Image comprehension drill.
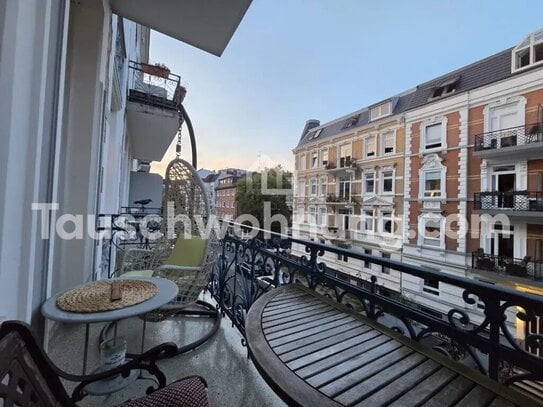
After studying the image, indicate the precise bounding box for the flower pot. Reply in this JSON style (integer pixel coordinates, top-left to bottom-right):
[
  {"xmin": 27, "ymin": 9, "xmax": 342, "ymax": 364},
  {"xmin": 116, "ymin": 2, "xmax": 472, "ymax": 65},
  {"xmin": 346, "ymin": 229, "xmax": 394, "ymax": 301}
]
[{"xmin": 141, "ymin": 63, "xmax": 170, "ymax": 79}]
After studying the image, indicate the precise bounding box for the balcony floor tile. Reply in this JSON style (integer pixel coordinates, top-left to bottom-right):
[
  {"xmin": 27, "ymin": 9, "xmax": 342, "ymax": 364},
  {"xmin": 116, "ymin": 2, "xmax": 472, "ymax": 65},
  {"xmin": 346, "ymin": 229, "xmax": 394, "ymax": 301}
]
[{"xmin": 47, "ymin": 294, "xmax": 285, "ymax": 406}]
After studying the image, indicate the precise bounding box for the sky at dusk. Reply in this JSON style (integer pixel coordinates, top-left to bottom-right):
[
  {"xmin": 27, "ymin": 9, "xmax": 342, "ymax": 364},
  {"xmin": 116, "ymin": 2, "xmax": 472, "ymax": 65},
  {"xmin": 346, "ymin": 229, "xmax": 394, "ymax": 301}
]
[{"xmin": 149, "ymin": 0, "xmax": 543, "ymax": 175}]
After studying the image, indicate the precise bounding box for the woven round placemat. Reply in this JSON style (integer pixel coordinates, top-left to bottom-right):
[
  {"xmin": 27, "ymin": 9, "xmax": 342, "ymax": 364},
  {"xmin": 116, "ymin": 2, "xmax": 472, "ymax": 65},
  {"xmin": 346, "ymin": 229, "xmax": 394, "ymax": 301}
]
[{"xmin": 57, "ymin": 280, "xmax": 158, "ymax": 313}]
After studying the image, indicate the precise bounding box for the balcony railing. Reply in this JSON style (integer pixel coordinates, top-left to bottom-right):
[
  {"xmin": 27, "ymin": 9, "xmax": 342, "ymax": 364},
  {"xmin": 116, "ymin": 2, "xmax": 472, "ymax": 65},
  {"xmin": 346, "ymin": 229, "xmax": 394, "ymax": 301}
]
[
  {"xmin": 474, "ymin": 122, "xmax": 543, "ymax": 152},
  {"xmin": 209, "ymin": 224, "xmax": 543, "ymax": 384},
  {"xmin": 326, "ymin": 193, "xmax": 358, "ymax": 204},
  {"xmin": 471, "ymin": 250, "xmax": 543, "ymax": 281},
  {"xmin": 474, "ymin": 191, "xmax": 543, "ymax": 211},
  {"xmin": 128, "ymin": 61, "xmax": 182, "ymax": 110}
]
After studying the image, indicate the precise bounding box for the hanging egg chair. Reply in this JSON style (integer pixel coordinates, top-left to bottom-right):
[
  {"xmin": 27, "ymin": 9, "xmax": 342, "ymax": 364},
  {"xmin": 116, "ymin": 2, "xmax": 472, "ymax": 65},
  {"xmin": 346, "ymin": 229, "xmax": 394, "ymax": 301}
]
[{"xmin": 112, "ymin": 104, "xmax": 220, "ymax": 354}]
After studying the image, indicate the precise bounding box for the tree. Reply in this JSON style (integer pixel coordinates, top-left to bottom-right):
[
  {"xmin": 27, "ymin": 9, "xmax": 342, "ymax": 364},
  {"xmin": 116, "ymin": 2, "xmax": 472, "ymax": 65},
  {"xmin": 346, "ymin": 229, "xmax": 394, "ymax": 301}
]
[{"xmin": 236, "ymin": 167, "xmax": 292, "ymax": 236}]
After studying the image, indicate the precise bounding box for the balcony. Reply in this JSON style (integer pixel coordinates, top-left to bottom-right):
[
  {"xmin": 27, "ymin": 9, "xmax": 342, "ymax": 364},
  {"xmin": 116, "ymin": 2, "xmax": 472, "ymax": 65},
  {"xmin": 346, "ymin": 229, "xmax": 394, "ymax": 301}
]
[
  {"xmin": 474, "ymin": 191, "xmax": 543, "ymax": 218},
  {"xmin": 126, "ymin": 61, "xmax": 182, "ymax": 161},
  {"xmin": 471, "ymin": 250, "xmax": 543, "ymax": 281},
  {"xmin": 326, "ymin": 193, "xmax": 359, "ymax": 206},
  {"xmin": 474, "ymin": 122, "xmax": 543, "ymax": 159},
  {"xmin": 325, "ymin": 157, "xmax": 357, "ymax": 174},
  {"xmin": 33, "ymin": 226, "xmax": 543, "ymax": 405}
]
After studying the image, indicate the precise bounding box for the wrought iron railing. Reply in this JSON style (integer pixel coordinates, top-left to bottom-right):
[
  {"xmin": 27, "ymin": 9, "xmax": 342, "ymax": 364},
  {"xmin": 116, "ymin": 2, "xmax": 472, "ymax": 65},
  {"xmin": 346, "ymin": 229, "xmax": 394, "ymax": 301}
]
[
  {"xmin": 474, "ymin": 191, "xmax": 543, "ymax": 211},
  {"xmin": 474, "ymin": 122, "xmax": 543, "ymax": 152},
  {"xmin": 471, "ymin": 250, "xmax": 543, "ymax": 281},
  {"xmin": 209, "ymin": 224, "xmax": 543, "ymax": 385},
  {"xmin": 128, "ymin": 61, "xmax": 182, "ymax": 110}
]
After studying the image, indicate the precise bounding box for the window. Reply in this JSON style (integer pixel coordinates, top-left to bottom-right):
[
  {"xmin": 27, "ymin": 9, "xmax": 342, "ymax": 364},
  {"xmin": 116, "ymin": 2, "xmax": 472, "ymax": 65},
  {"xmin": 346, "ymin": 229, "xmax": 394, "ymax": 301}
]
[
  {"xmin": 338, "ymin": 176, "xmax": 351, "ymax": 199},
  {"xmin": 431, "ymin": 76, "xmax": 459, "ymax": 99},
  {"xmin": 370, "ymin": 102, "xmax": 391, "ymax": 121},
  {"xmin": 363, "ymin": 210, "xmax": 374, "ymax": 232},
  {"xmin": 423, "ymin": 123, "xmax": 443, "ymax": 150},
  {"xmin": 298, "ymin": 180, "xmax": 305, "ymax": 197},
  {"xmin": 320, "ymin": 149, "xmax": 328, "ymax": 167},
  {"xmin": 421, "ymin": 218, "xmax": 442, "ymax": 247},
  {"xmin": 319, "ymin": 177, "xmax": 327, "ymax": 196},
  {"xmin": 343, "ymin": 115, "xmax": 359, "ymax": 129},
  {"xmin": 364, "ymin": 172, "xmax": 375, "ymax": 195},
  {"xmin": 380, "ymin": 211, "xmax": 393, "ymax": 234},
  {"xmin": 381, "ymin": 253, "xmax": 390, "ymax": 274},
  {"xmin": 423, "ymin": 170, "xmax": 442, "ymax": 197},
  {"xmin": 422, "ymin": 278, "xmax": 440, "ymax": 296},
  {"xmin": 512, "ymin": 29, "xmax": 543, "ymax": 71},
  {"xmin": 381, "ymin": 170, "xmax": 393, "ymax": 194},
  {"xmin": 363, "ymin": 249, "xmax": 372, "ymax": 269},
  {"xmin": 381, "ymin": 132, "xmax": 395, "ymax": 155},
  {"xmin": 309, "ymin": 206, "xmax": 317, "ymax": 225},
  {"xmin": 311, "ymin": 152, "xmax": 318, "ymax": 168},
  {"xmin": 365, "ymin": 136, "xmax": 376, "ymax": 158},
  {"xmin": 339, "ymin": 144, "xmax": 352, "ymax": 167},
  {"xmin": 299, "ymin": 154, "xmax": 306, "ymax": 170},
  {"xmin": 317, "ymin": 207, "xmax": 327, "ymax": 226},
  {"xmin": 310, "ymin": 178, "xmax": 317, "ymax": 196}
]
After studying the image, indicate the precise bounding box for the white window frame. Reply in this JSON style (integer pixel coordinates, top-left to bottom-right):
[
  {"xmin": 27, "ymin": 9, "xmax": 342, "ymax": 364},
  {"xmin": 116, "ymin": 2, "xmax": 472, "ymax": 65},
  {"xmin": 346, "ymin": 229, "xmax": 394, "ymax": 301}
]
[
  {"xmin": 337, "ymin": 176, "xmax": 351, "ymax": 200},
  {"xmin": 420, "ymin": 117, "xmax": 447, "ymax": 153},
  {"xmin": 380, "ymin": 168, "xmax": 394, "ymax": 195},
  {"xmin": 418, "ymin": 214, "xmax": 445, "ymax": 249},
  {"xmin": 364, "ymin": 136, "xmax": 376, "ymax": 158},
  {"xmin": 421, "ymin": 169, "xmax": 443, "ymax": 198},
  {"xmin": 309, "ymin": 178, "xmax": 317, "ymax": 196},
  {"xmin": 380, "ymin": 131, "xmax": 396, "ymax": 155},
  {"xmin": 298, "ymin": 180, "xmax": 306, "ymax": 197},
  {"xmin": 299, "ymin": 154, "xmax": 307, "ymax": 171},
  {"xmin": 511, "ymin": 29, "xmax": 543, "ymax": 72},
  {"xmin": 363, "ymin": 171, "xmax": 375, "ymax": 196},
  {"xmin": 370, "ymin": 101, "xmax": 391, "ymax": 121},
  {"xmin": 311, "ymin": 151, "xmax": 318, "ymax": 169},
  {"xmin": 317, "ymin": 206, "xmax": 327, "ymax": 226},
  {"xmin": 308, "ymin": 206, "xmax": 317, "ymax": 225},
  {"xmin": 362, "ymin": 210, "xmax": 374, "ymax": 232},
  {"xmin": 339, "ymin": 143, "xmax": 352, "ymax": 167},
  {"xmin": 320, "ymin": 148, "xmax": 329, "ymax": 167},
  {"xmin": 319, "ymin": 176, "xmax": 327, "ymax": 197},
  {"xmin": 378, "ymin": 210, "xmax": 394, "ymax": 235},
  {"xmin": 418, "ymin": 154, "xmax": 446, "ymax": 200}
]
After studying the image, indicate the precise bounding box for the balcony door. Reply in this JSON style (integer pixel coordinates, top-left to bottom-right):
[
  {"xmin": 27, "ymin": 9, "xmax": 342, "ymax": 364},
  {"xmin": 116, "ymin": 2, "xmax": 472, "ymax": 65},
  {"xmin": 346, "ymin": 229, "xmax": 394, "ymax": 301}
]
[
  {"xmin": 490, "ymin": 165, "xmax": 516, "ymax": 208},
  {"xmin": 338, "ymin": 209, "xmax": 351, "ymax": 231},
  {"xmin": 490, "ymin": 224, "xmax": 514, "ymax": 259},
  {"xmin": 489, "ymin": 104, "xmax": 520, "ymax": 148}
]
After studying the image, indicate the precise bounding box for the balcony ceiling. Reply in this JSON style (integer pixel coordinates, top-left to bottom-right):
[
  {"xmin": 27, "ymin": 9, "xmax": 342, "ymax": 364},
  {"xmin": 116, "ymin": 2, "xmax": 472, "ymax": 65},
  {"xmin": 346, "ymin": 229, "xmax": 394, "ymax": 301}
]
[{"xmin": 110, "ymin": 0, "xmax": 252, "ymax": 56}]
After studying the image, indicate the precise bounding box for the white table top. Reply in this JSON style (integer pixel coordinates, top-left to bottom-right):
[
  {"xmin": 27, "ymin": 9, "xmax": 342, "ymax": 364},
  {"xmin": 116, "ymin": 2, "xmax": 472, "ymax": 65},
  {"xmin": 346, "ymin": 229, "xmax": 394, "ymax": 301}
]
[{"xmin": 41, "ymin": 277, "xmax": 178, "ymax": 324}]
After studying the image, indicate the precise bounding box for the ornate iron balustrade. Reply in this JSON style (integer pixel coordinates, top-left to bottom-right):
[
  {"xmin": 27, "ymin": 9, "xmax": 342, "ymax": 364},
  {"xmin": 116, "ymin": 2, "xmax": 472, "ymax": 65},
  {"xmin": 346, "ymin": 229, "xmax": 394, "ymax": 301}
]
[
  {"xmin": 128, "ymin": 61, "xmax": 182, "ymax": 110},
  {"xmin": 471, "ymin": 250, "xmax": 543, "ymax": 281},
  {"xmin": 209, "ymin": 225, "xmax": 543, "ymax": 385},
  {"xmin": 474, "ymin": 191, "xmax": 543, "ymax": 211},
  {"xmin": 474, "ymin": 122, "xmax": 543, "ymax": 152}
]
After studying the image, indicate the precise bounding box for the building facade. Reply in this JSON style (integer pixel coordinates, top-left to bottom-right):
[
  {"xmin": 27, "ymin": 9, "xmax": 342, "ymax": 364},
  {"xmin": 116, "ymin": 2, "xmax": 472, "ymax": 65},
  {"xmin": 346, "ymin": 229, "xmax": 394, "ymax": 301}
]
[
  {"xmin": 292, "ymin": 29, "xmax": 543, "ymax": 329},
  {"xmin": 215, "ymin": 172, "xmax": 243, "ymax": 219}
]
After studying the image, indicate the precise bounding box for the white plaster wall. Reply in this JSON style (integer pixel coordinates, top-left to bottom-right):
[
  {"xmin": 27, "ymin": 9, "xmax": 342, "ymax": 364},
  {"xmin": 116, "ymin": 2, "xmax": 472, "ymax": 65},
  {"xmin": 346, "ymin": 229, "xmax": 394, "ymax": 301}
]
[{"xmin": 0, "ymin": 0, "xmax": 67, "ymax": 324}]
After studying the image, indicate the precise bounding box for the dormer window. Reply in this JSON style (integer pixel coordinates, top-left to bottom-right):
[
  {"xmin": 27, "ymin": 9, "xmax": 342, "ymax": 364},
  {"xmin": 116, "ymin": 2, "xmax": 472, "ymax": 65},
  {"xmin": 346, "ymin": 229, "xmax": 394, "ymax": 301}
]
[
  {"xmin": 512, "ymin": 29, "xmax": 543, "ymax": 72},
  {"xmin": 430, "ymin": 76, "xmax": 459, "ymax": 99},
  {"xmin": 370, "ymin": 102, "xmax": 391, "ymax": 121},
  {"xmin": 342, "ymin": 115, "xmax": 359, "ymax": 129}
]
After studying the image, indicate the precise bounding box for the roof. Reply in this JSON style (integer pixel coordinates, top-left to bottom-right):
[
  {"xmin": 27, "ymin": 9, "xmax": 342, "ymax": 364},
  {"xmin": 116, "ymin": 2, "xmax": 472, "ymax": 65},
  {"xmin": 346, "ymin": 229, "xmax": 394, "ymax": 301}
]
[{"xmin": 295, "ymin": 46, "xmax": 534, "ymax": 148}]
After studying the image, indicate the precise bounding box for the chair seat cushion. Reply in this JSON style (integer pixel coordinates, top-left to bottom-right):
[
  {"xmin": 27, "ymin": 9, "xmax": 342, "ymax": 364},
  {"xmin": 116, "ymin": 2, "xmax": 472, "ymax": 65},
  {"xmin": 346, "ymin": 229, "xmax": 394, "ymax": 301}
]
[
  {"xmin": 119, "ymin": 375, "xmax": 209, "ymax": 407},
  {"xmin": 165, "ymin": 235, "xmax": 206, "ymax": 267},
  {"xmin": 120, "ymin": 270, "xmax": 155, "ymax": 278}
]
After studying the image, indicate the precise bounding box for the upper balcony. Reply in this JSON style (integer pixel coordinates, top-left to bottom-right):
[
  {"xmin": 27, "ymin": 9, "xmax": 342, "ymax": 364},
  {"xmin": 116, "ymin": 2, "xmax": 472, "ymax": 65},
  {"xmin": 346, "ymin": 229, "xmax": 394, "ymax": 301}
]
[
  {"xmin": 474, "ymin": 191, "xmax": 543, "ymax": 218},
  {"xmin": 126, "ymin": 61, "xmax": 183, "ymax": 162},
  {"xmin": 471, "ymin": 250, "xmax": 543, "ymax": 282},
  {"xmin": 326, "ymin": 193, "xmax": 360, "ymax": 206},
  {"xmin": 325, "ymin": 156, "xmax": 358, "ymax": 175},
  {"xmin": 474, "ymin": 122, "xmax": 543, "ymax": 159}
]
